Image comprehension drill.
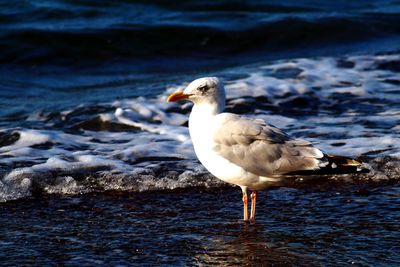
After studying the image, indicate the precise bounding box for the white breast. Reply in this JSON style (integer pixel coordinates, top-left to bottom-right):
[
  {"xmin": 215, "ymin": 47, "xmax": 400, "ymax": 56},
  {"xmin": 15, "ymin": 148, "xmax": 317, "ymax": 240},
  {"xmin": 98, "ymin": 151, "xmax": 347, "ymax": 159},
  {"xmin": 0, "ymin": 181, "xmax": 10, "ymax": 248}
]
[{"xmin": 188, "ymin": 105, "xmax": 260, "ymax": 187}]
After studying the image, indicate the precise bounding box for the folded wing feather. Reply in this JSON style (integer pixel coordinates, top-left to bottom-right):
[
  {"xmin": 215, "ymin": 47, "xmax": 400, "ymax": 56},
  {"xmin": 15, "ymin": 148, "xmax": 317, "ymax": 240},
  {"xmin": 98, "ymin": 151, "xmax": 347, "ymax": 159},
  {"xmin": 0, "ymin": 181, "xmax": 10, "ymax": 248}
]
[{"xmin": 213, "ymin": 113, "xmax": 325, "ymax": 176}]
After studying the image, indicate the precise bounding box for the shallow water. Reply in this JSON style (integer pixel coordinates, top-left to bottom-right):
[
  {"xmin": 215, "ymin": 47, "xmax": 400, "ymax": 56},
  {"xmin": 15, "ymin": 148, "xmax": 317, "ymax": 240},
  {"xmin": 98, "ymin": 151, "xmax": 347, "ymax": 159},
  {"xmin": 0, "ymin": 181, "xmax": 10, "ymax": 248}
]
[{"xmin": 1, "ymin": 185, "xmax": 399, "ymax": 266}]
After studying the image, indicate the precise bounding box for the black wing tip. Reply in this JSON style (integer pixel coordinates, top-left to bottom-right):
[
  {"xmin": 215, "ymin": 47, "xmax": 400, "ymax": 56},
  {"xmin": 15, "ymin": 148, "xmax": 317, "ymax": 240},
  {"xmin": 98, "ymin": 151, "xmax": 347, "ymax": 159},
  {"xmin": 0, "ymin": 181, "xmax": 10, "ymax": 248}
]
[
  {"xmin": 286, "ymin": 154, "xmax": 370, "ymax": 176},
  {"xmin": 321, "ymin": 154, "xmax": 370, "ymax": 174},
  {"xmin": 325, "ymin": 154, "xmax": 363, "ymax": 167}
]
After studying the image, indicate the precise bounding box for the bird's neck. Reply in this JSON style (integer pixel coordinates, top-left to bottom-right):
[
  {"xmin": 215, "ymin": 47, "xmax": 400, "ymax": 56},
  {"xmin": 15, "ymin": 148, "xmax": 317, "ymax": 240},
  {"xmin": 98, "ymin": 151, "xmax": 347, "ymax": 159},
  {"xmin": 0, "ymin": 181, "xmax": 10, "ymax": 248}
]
[
  {"xmin": 191, "ymin": 102, "xmax": 222, "ymax": 118},
  {"xmin": 188, "ymin": 103, "xmax": 221, "ymax": 163},
  {"xmin": 189, "ymin": 102, "xmax": 221, "ymax": 142}
]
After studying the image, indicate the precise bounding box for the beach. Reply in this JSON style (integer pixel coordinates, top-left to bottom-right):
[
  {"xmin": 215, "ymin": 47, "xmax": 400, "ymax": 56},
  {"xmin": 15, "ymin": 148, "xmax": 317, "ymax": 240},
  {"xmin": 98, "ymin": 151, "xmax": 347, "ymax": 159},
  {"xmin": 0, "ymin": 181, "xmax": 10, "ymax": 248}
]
[{"xmin": 0, "ymin": 0, "xmax": 400, "ymax": 265}]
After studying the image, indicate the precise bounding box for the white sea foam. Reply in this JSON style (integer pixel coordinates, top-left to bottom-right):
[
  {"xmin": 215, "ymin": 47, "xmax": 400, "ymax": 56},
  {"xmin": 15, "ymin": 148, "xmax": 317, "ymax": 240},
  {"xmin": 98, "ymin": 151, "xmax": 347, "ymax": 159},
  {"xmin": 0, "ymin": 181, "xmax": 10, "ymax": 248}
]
[
  {"xmin": 0, "ymin": 130, "xmax": 50, "ymax": 154},
  {"xmin": 1, "ymin": 53, "xmax": 399, "ymax": 201}
]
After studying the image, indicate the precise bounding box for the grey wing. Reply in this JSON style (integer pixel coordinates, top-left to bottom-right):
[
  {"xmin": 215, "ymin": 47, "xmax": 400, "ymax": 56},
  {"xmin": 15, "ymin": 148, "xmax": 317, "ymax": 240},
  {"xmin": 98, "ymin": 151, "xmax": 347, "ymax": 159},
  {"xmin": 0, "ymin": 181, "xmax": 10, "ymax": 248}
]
[{"xmin": 213, "ymin": 113, "xmax": 325, "ymax": 176}]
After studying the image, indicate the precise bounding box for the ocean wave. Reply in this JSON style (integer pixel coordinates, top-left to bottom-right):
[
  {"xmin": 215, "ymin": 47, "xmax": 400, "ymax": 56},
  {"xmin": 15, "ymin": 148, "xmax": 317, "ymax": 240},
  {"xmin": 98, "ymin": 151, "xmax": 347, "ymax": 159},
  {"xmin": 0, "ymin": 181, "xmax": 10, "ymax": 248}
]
[
  {"xmin": 1, "ymin": 53, "xmax": 399, "ymax": 201},
  {"xmin": 1, "ymin": 154, "xmax": 399, "ymax": 203},
  {"xmin": 1, "ymin": 13, "xmax": 400, "ymax": 66}
]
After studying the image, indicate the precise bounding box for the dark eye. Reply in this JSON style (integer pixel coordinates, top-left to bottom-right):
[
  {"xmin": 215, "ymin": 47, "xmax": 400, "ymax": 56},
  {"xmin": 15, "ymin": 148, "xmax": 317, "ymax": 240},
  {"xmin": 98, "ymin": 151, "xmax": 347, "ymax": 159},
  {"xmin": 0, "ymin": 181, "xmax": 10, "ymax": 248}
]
[{"xmin": 198, "ymin": 85, "xmax": 209, "ymax": 93}]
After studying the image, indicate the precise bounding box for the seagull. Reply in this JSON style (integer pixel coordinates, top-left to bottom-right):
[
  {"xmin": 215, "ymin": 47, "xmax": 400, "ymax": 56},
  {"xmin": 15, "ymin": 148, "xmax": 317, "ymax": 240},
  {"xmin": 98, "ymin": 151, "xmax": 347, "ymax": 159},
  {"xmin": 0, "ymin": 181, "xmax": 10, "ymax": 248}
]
[{"xmin": 167, "ymin": 77, "xmax": 365, "ymax": 222}]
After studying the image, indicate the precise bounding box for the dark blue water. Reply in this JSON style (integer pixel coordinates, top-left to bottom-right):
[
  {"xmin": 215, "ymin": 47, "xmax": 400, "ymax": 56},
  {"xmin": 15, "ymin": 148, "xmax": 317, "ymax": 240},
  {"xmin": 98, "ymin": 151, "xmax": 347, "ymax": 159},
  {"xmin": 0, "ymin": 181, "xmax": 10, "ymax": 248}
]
[
  {"xmin": 1, "ymin": 1, "xmax": 400, "ymax": 265},
  {"xmin": 1, "ymin": 0, "xmax": 400, "ymax": 121},
  {"xmin": 1, "ymin": 185, "xmax": 399, "ymax": 265}
]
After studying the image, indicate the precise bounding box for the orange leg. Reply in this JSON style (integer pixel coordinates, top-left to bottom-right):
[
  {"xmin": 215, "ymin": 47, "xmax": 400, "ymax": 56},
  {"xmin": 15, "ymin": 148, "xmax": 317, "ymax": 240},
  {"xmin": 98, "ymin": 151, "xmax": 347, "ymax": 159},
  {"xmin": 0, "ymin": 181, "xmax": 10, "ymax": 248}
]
[
  {"xmin": 250, "ymin": 191, "xmax": 257, "ymax": 222},
  {"xmin": 242, "ymin": 190, "xmax": 249, "ymax": 221}
]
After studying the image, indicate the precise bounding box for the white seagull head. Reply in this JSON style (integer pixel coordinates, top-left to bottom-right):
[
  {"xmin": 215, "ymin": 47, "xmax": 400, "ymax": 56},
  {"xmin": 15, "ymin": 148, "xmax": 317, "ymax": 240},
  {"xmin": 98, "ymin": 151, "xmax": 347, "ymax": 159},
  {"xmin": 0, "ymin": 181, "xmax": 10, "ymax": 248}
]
[{"xmin": 168, "ymin": 77, "xmax": 226, "ymax": 112}]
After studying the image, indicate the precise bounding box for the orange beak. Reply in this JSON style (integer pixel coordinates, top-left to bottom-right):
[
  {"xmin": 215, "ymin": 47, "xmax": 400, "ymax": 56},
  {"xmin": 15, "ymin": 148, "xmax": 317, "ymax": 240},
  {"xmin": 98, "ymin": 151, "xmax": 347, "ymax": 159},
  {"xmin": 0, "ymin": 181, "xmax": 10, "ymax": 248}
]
[{"xmin": 167, "ymin": 91, "xmax": 192, "ymax": 102}]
